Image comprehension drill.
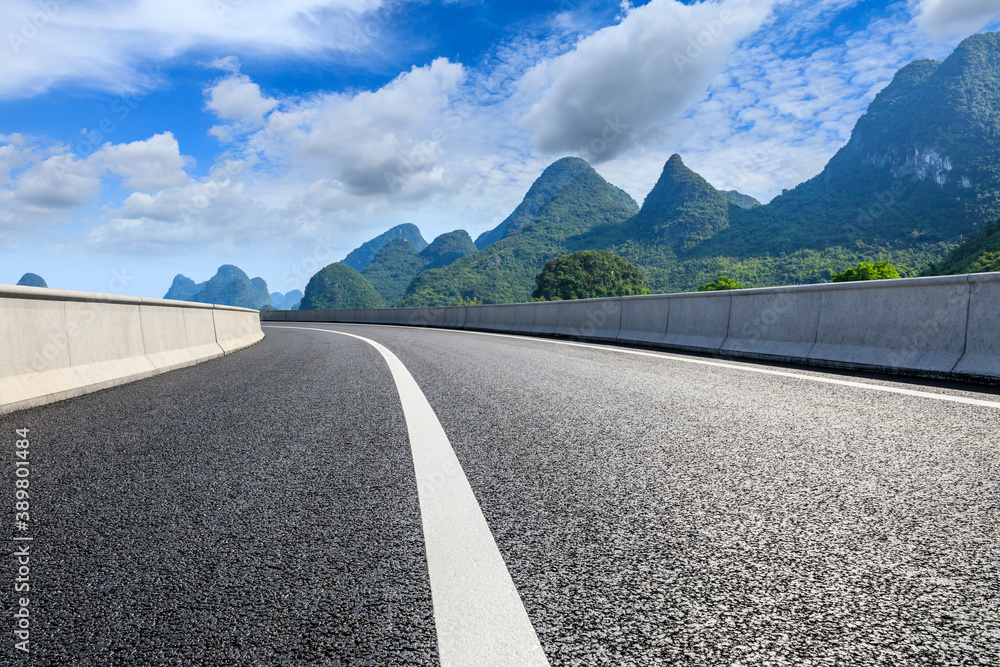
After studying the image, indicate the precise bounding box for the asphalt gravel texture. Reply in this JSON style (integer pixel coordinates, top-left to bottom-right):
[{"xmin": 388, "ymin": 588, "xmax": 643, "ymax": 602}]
[{"xmin": 3, "ymin": 322, "xmax": 999, "ymax": 665}]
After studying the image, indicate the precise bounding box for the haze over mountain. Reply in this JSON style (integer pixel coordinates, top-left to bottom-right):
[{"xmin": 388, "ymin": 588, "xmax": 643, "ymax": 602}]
[
  {"xmin": 164, "ymin": 265, "xmax": 272, "ymax": 310},
  {"xmin": 270, "ymin": 290, "xmax": 303, "ymax": 311}
]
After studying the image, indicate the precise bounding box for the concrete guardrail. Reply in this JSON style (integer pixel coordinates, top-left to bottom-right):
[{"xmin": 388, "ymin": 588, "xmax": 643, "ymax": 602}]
[
  {"xmin": 261, "ymin": 272, "xmax": 1000, "ymax": 383},
  {"xmin": 1, "ymin": 286, "xmax": 264, "ymax": 414}
]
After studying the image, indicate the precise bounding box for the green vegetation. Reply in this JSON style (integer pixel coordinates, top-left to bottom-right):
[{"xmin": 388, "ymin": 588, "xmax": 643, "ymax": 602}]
[
  {"xmin": 16, "ymin": 273, "xmax": 47, "ymax": 288},
  {"xmin": 721, "ymin": 190, "xmax": 761, "ymax": 209},
  {"xmin": 698, "ymin": 276, "xmax": 745, "ymax": 291},
  {"xmin": 165, "ymin": 265, "xmax": 272, "ymax": 309},
  {"xmin": 361, "ymin": 230, "xmax": 477, "ymax": 304},
  {"xmin": 342, "ymin": 223, "xmax": 428, "ymax": 271},
  {"xmin": 925, "ymin": 219, "xmax": 1000, "ymax": 274},
  {"xmin": 399, "ymin": 159, "xmax": 638, "ymax": 306},
  {"xmin": 300, "ymin": 263, "xmax": 386, "ymax": 310},
  {"xmin": 360, "ymin": 239, "xmax": 426, "ymax": 305},
  {"xmin": 832, "ymin": 261, "xmax": 902, "ymax": 282},
  {"xmin": 532, "ymin": 250, "xmax": 650, "ymax": 300},
  {"xmin": 350, "ymin": 33, "xmax": 1000, "ymax": 304}
]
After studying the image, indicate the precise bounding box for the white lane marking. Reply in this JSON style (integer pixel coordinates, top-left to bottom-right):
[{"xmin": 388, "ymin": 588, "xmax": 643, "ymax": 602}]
[
  {"xmin": 266, "ymin": 325, "xmax": 549, "ymax": 667},
  {"xmin": 264, "ymin": 323, "xmax": 1000, "ymax": 411}
]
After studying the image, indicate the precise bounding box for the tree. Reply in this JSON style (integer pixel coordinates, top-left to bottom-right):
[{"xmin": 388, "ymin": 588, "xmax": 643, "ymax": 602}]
[
  {"xmin": 697, "ymin": 276, "xmax": 745, "ymax": 291},
  {"xmin": 532, "ymin": 250, "xmax": 650, "ymax": 301},
  {"xmin": 831, "ymin": 261, "xmax": 901, "ymax": 283},
  {"xmin": 300, "ymin": 263, "xmax": 386, "ymax": 310}
]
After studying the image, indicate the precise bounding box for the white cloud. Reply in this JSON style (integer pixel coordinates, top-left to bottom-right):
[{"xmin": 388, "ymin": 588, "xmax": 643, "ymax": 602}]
[
  {"xmin": 206, "ymin": 74, "xmax": 279, "ymax": 124},
  {"xmin": 0, "ymin": 0, "xmax": 386, "ymax": 98},
  {"xmin": 96, "ymin": 132, "xmax": 190, "ymax": 192},
  {"xmin": 14, "ymin": 155, "xmax": 101, "ymax": 209},
  {"xmin": 914, "ymin": 0, "xmax": 1000, "ymax": 41},
  {"xmin": 236, "ymin": 57, "xmax": 468, "ymax": 197},
  {"xmin": 0, "ymin": 134, "xmax": 33, "ymax": 185},
  {"xmin": 522, "ymin": 0, "xmax": 776, "ymax": 161}
]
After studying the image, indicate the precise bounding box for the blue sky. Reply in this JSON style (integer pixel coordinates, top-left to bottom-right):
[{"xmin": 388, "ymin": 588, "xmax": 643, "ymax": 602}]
[{"xmin": 2, "ymin": 0, "xmax": 1000, "ymax": 298}]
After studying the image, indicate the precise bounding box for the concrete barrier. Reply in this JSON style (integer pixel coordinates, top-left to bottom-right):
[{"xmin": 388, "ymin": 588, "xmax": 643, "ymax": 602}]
[
  {"xmin": 722, "ymin": 286, "xmax": 822, "ymax": 361},
  {"xmin": 140, "ymin": 299, "xmax": 223, "ymax": 371},
  {"xmin": 949, "ymin": 273, "xmax": 1000, "ymax": 378},
  {"xmin": 268, "ymin": 272, "xmax": 1000, "ymax": 383},
  {"xmin": 464, "ymin": 304, "xmax": 488, "ymax": 330},
  {"xmin": 529, "ymin": 301, "xmax": 561, "ymax": 335},
  {"xmin": 555, "ymin": 297, "xmax": 622, "ymax": 341},
  {"xmin": 808, "ymin": 276, "xmax": 970, "ymax": 375},
  {"xmin": 619, "ymin": 295, "xmax": 670, "ymax": 345},
  {"xmin": 469, "ymin": 304, "xmax": 534, "ymax": 334},
  {"xmin": 1, "ymin": 285, "xmax": 264, "ymax": 415},
  {"xmin": 660, "ymin": 291, "xmax": 731, "ymax": 353}
]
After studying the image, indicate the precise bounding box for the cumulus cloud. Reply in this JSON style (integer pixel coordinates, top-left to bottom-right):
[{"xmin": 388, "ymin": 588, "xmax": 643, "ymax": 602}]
[
  {"xmin": 914, "ymin": 0, "xmax": 1000, "ymax": 41},
  {"xmin": 14, "ymin": 155, "xmax": 102, "ymax": 209},
  {"xmin": 204, "ymin": 55, "xmax": 280, "ymax": 131},
  {"xmin": 237, "ymin": 58, "xmax": 467, "ymax": 197},
  {"xmin": 0, "ymin": 0, "xmax": 386, "ymax": 97},
  {"xmin": 522, "ymin": 0, "xmax": 775, "ymax": 161},
  {"xmin": 96, "ymin": 133, "xmax": 190, "ymax": 192}
]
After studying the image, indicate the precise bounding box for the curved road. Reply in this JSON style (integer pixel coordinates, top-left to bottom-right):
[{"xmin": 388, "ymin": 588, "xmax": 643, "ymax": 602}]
[{"xmin": 3, "ymin": 323, "xmax": 999, "ymax": 665}]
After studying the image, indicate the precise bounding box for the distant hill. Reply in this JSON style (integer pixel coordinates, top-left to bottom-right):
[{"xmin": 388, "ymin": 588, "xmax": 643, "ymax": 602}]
[
  {"xmin": 164, "ymin": 275, "xmax": 204, "ymax": 301},
  {"xmin": 270, "ymin": 290, "xmax": 303, "ymax": 310},
  {"xmin": 342, "ymin": 223, "xmax": 428, "ymax": 271},
  {"xmin": 300, "ymin": 263, "xmax": 386, "ymax": 310},
  {"xmin": 395, "ymin": 32, "xmax": 1000, "ymax": 302},
  {"xmin": 721, "ymin": 191, "xmax": 761, "ymax": 209},
  {"xmin": 163, "ymin": 265, "xmax": 272, "ymax": 309},
  {"xmin": 473, "ymin": 158, "xmax": 599, "ymax": 249},
  {"xmin": 361, "ymin": 230, "xmax": 477, "ymax": 304},
  {"xmin": 399, "ymin": 158, "xmax": 639, "ymax": 305},
  {"xmin": 928, "ymin": 219, "xmax": 1000, "ymax": 274},
  {"xmin": 16, "ymin": 273, "xmax": 47, "ymax": 288}
]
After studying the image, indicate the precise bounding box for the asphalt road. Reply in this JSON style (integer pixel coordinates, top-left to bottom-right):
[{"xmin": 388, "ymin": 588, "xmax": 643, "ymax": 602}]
[{"xmin": 3, "ymin": 323, "xmax": 999, "ymax": 665}]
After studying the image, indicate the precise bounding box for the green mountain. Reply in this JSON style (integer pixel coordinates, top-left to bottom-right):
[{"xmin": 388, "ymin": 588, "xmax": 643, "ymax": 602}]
[
  {"xmin": 473, "ymin": 157, "xmax": 613, "ymax": 249},
  {"xmin": 399, "ymin": 158, "xmax": 639, "ymax": 306},
  {"xmin": 336, "ymin": 32, "xmax": 1000, "ymax": 306},
  {"xmin": 342, "ymin": 223, "xmax": 428, "ymax": 271},
  {"xmin": 163, "ymin": 265, "xmax": 272, "ymax": 309},
  {"xmin": 574, "ymin": 32, "xmax": 1000, "ymax": 293},
  {"xmin": 300, "ymin": 263, "xmax": 386, "ymax": 310},
  {"xmin": 361, "ymin": 230, "xmax": 477, "ymax": 305},
  {"xmin": 721, "ymin": 191, "xmax": 761, "ymax": 209},
  {"xmin": 16, "ymin": 273, "xmax": 47, "ymax": 288},
  {"xmin": 928, "ymin": 219, "xmax": 1000, "ymax": 274},
  {"xmin": 164, "ymin": 275, "xmax": 205, "ymax": 301},
  {"xmin": 360, "ymin": 239, "xmax": 426, "ymax": 305}
]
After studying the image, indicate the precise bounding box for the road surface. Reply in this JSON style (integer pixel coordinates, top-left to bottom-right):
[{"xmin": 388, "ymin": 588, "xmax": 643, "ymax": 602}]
[{"xmin": 3, "ymin": 323, "xmax": 998, "ymax": 665}]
